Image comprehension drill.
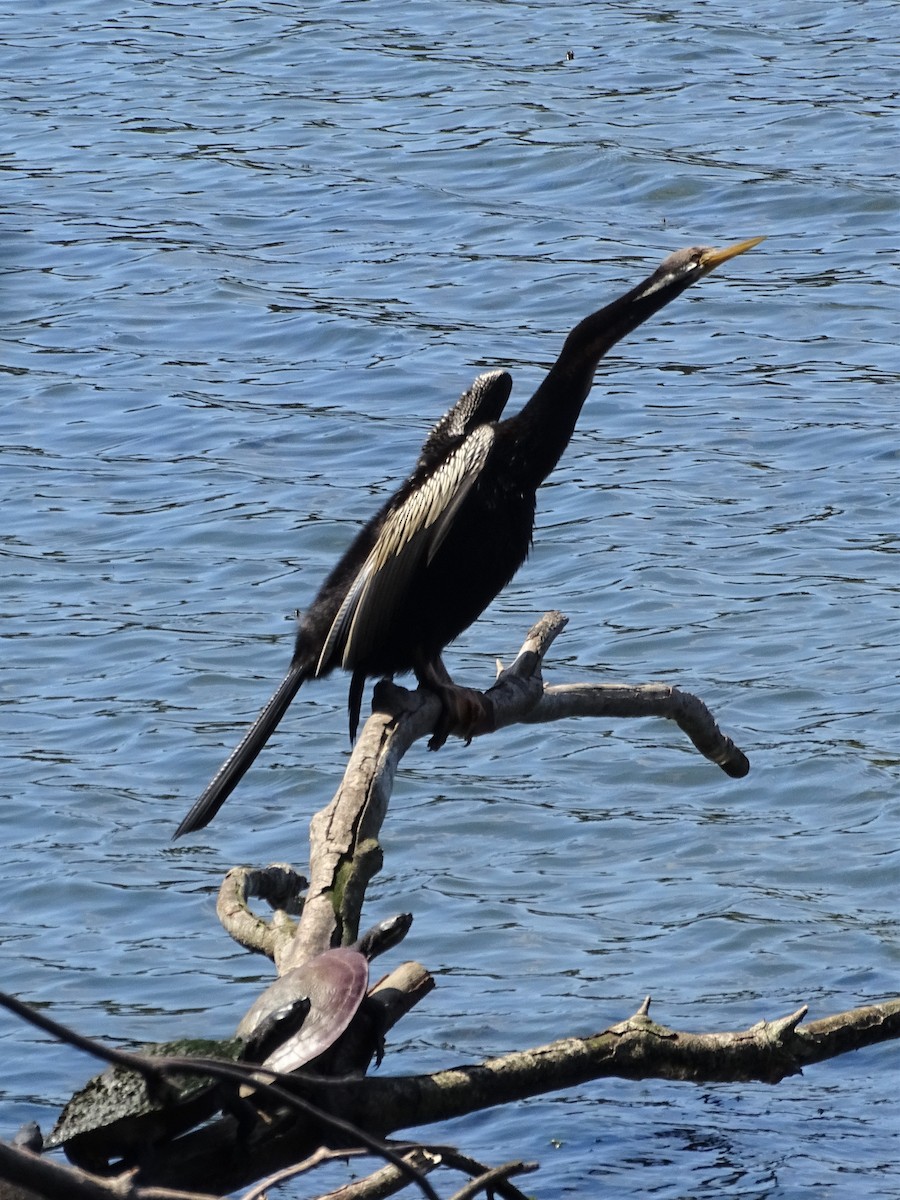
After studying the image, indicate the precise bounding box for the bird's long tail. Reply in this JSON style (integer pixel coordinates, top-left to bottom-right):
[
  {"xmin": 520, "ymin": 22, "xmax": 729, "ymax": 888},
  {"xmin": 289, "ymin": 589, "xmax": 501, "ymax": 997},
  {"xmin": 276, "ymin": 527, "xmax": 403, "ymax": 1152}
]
[{"xmin": 174, "ymin": 664, "xmax": 307, "ymax": 838}]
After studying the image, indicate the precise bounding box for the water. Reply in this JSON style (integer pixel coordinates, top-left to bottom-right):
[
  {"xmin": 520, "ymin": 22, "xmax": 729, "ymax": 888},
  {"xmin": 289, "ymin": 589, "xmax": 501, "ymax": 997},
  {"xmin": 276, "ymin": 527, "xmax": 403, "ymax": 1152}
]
[{"xmin": 2, "ymin": 1, "xmax": 898, "ymax": 1196}]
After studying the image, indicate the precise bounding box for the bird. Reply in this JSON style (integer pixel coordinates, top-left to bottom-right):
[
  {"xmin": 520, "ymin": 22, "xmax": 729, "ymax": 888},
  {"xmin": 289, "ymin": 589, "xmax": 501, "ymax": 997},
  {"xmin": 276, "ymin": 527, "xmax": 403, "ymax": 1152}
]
[
  {"xmin": 175, "ymin": 368, "xmax": 513, "ymax": 838},
  {"xmin": 175, "ymin": 237, "xmax": 762, "ymax": 838}
]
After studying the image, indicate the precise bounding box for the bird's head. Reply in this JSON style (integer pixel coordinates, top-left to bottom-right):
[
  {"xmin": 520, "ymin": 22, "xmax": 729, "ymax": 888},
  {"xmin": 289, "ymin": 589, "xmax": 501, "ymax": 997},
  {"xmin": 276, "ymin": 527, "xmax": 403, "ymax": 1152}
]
[{"xmin": 638, "ymin": 236, "xmax": 765, "ymax": 299}]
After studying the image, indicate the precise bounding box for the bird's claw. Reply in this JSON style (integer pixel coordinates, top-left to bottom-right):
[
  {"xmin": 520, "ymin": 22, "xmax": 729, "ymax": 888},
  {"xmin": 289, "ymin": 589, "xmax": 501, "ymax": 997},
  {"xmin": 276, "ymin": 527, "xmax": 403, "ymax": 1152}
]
[{"xmin": 427, "ymin": 684, "xmax": 492, "ymax": 751}]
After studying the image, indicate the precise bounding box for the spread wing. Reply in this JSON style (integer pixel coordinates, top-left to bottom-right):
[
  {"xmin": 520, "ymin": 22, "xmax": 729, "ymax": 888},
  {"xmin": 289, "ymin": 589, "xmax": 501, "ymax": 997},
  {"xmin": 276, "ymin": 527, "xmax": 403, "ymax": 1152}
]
[{"xmin": 317, "ymin": 424, "xmax": 496, "ymax": 675}]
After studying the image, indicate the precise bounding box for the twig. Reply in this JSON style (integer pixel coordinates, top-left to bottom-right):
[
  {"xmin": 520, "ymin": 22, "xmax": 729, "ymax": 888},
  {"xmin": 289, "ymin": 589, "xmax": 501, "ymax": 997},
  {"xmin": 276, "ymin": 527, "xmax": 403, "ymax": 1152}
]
[
  {"xmin": 314, "ymin": 1148, "xmax": 441, "ymax": 1200},
  {"xmin": 239, "ymin": 1146, "xmax": 361, "ymax": 1200},
  {"xmin": 427, "ymin": 1147, "xmax": 537, "ymax": 1200},
  {"xmin": 446, "ymin": 1160, "xmax": 538, "ymax": 1200}
]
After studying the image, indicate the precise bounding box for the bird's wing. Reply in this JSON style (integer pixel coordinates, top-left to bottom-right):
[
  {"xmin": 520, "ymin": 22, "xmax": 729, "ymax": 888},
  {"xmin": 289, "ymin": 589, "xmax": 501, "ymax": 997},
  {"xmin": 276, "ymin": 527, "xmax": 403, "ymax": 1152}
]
[
  {"xmin": 417, "ymin": 369, "xmax": 512, "ymax": 467},
  {"xmin": 317, "ymin": 424, "xmax": 496, "ymax": 674}
]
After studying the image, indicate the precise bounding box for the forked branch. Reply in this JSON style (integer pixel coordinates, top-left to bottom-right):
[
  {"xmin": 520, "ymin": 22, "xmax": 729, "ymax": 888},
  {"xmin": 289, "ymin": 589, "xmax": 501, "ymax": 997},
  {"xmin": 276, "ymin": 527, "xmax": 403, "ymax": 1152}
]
[
  {"xmin": 217, "ymin": 611, "xmax": 748, "ymax": 970},
  {"xmin": 7, "ymin": 616, "xmax": 892, "ymax": 1200}
]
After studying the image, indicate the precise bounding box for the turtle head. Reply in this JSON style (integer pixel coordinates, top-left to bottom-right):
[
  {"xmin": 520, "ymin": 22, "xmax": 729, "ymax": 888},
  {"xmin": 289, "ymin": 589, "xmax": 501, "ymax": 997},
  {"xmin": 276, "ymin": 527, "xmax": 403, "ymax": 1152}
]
[{"xmin": 356, "ymin": 912, "xmax": 413, "ymax": 960}]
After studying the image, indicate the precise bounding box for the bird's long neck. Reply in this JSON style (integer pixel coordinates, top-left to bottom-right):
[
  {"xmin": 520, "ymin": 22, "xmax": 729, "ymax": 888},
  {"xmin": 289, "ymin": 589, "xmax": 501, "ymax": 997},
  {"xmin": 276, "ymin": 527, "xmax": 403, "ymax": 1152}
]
[{"xmin": 501, "ymin": 268, "xmax": 697, "ymax": 491}]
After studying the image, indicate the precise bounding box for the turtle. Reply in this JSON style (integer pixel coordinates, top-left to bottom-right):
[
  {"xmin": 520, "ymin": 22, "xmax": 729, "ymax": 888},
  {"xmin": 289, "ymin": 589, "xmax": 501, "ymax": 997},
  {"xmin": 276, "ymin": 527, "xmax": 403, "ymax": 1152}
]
[
  {"xmin": 237, "ymin": 911, "xmax": 413, "ymax": 1085},
  {"xmin": 43, "ymin": 1036, "xmax": 249, "ymax": 1172},
  {"xmin": 42, "ymin": 914, "xmax": 410, "ymax": 1171}
]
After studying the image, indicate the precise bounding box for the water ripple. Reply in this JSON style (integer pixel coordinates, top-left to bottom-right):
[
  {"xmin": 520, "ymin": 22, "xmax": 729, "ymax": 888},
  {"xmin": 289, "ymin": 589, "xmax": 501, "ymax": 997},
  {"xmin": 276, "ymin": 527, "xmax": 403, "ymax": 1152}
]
[{"xmin": 2, "ymin": 2, "xmax": 899, "ymax": 1195}]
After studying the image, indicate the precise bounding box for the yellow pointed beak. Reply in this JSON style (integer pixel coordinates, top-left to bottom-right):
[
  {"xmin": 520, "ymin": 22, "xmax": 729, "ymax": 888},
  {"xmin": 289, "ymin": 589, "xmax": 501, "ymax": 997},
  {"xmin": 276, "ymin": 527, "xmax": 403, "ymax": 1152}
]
[{"xmin": 699, "ymin": 236, "xmax": 765, "ymax": 271}]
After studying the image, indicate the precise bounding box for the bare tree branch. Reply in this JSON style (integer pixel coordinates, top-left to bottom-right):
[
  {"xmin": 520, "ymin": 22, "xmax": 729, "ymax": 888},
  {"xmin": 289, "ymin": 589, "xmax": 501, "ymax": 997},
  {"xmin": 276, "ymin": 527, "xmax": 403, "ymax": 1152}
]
[
  {"xmin": 85, "ymin": 994, "xmax": 896, "ymax": 1197},
  {"xmin": 10, "ymin": 616, "xmax": 895, "ymax": 1200},
  {"xmin": 445, "ymin": 1160, "xmax": 538, "ymax": 1200},
  {"xmin": 239, "ymin": 1146, "xmax": 366, "ymax": 1200},
  {"xmin": 274, "ymin": 995, "xmax": 900, "ymax": 1139},
  {"xmin": 523, "ymin": 681, "xmax": 749, "ymax": 776},
  {"xmin": 313, "ymin": 1148, "xmax": 441, "ymax": 1200},
  {"xmin": 218, "ymin": 612, "xmax": 748, "ymax": 978},
  {"xmin": 215, "ymin": 865, "xmax": 306, "ymax": 961},
  {"xmin": 422, "ymin": 1148, "xmax": 536, "ymax": 1200},
  {"xmin": 0, "ymin": 1141, "xmax": 119, "ymax": 1200}
]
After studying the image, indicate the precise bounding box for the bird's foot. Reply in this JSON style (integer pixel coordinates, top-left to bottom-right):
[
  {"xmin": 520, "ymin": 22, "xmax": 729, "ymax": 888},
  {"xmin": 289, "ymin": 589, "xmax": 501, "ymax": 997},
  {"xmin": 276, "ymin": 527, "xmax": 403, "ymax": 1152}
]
[{"xmin": 427, "ymin": 683, "xmax": 493, "ymax": 751}]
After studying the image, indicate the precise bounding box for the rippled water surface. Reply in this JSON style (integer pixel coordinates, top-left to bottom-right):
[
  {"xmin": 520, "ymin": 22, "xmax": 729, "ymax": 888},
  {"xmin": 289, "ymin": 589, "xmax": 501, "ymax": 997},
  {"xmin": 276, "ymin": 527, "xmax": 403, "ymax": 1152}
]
[{"xmin": 2, "ymin": 1, "xmax": 899, "ymax": 1196}]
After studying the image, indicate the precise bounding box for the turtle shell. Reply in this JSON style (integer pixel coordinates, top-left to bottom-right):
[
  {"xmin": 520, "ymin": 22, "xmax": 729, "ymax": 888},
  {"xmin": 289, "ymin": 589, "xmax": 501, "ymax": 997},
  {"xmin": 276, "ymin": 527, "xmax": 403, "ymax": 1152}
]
[
  {"xmin": 45, "ymin": 1036, "xmax": 244, "ymax": 1172},
  {"xmin": 237, "ymin": 946, "xmax": 369, "ymax": 1076}
]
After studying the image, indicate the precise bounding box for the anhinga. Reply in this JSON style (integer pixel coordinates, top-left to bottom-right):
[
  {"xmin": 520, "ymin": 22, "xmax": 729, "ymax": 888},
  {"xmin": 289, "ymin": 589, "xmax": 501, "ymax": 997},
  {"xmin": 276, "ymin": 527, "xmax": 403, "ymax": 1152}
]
[{"xmin": 175, "ymin": 237, "xmax": 762, "ymax": 838}]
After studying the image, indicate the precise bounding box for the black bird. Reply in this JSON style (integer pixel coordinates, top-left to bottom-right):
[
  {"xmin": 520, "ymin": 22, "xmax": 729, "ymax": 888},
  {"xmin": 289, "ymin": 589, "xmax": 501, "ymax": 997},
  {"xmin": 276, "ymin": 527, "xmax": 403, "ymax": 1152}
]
[
  {"xmin": 175, "ymin": 237, "xmax": 762, "ymax": 838},
  {"xmin": 175, "ymin": 368, "xmax": 512, "ymax": 838}
]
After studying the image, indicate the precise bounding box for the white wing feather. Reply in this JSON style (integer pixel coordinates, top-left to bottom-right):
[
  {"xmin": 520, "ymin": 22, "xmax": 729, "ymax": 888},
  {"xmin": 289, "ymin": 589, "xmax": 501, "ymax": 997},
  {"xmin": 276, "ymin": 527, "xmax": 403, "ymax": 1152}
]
[{"xmin": 316, "ymin": 425, "xmax": 495, "ymax": 675}]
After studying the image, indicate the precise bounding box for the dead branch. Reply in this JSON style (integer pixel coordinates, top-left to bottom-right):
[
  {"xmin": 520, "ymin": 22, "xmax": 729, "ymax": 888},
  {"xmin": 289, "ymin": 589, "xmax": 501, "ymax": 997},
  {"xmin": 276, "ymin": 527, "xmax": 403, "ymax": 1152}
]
[
  {"xmin": 312, "ymin": 1148, "xmax": 440, "ymax": 1200},
  {"xmin": 0, "ymin": 1141, "xmax": 116, "ymax": 1200},
  {"xmin": 220, "ymin": 995, "xmax": 900, "ymax": 1145},
  {"xmin": 333, "ymin": 994, "xmax": 900, "ymax": 1132},
  {"xmin": 11, "ymin": 616, "xmax": 897, "ymax": 1200},
  {"xmin": 217, "ymin": 612, "xmax": 747, "ymax": 977},
  {"xmin": 83, "ymin": 993, "xmax": 898, "ymax": 1198},
  {"xmin": 371, "ymin": 609, "xmax": 747, "ymax": 777},
  {"xmin": 215, "ymin": 865, "xmax": 306, "ymax": 961},
  {"xmin": 445, "ymin": 1160, "xmax": 537, "ymax": 1200},
  {"xmin": 426, "ymin": 1149, "xmax": 536, "ymax": 1200}
]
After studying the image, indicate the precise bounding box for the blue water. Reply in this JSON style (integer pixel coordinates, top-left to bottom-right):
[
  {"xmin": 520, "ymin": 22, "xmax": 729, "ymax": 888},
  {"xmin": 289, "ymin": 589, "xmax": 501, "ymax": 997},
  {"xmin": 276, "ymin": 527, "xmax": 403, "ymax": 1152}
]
[{"xmin": 2, "ymin": 1, "xmax": 898, "ymax": 1196}]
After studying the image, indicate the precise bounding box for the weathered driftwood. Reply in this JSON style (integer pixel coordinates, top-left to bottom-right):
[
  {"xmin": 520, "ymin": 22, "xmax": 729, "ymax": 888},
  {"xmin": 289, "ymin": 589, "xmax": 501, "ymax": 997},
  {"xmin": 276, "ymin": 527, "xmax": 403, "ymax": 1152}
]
[
  {"xmin": 137, "ymin": 998, "xmax": 900, "ymax": 1197},
  {"xmin": 7, "ymin": 991, "xmax": 897, "ymax": 1200},
  {"xmin": 217, "ymin": 610, "xmax": 748, "ymax": 975},
  {"xmin": 117, "ymin": 615, "xmax": 892, "ymax": 1194},
  {"xmin": 4, "ymin": 614, "xmax": 897, "ymax": 1200},
  {"xmin": 215, "ymin": 863, "xmax": 306, "ymax": 960}
]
